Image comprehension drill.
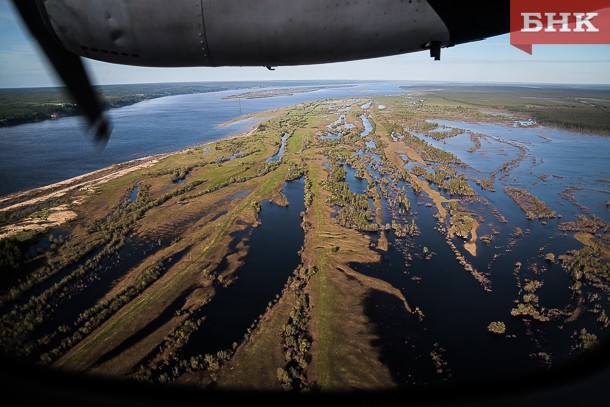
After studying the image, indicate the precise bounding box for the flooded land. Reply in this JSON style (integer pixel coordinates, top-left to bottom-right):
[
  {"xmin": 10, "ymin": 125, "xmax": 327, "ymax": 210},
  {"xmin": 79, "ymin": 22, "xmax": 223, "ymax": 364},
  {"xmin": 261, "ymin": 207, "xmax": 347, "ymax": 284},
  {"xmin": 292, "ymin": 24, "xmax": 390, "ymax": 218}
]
[{"xmin": 0, "ymin": 85, "xmax": 609, "ymax": 393}]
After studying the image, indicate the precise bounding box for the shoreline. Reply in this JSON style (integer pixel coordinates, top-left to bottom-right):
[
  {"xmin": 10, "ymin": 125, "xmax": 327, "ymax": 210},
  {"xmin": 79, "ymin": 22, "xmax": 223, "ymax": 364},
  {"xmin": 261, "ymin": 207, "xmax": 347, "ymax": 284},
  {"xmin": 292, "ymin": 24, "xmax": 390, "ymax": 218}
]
[
  {"xmin": 0, "ymin": 154, "xmax": 167, "ymax": 211},
  {"xmin": 0, "ymin": 124, "xmax": 260, "ymax": 239},
  {"xmin": 0, "ymin": 114, "xmax": 262, "ymax": 204},
  {"xmin": 0, "ymin": 81, "xmax": 361, "ymax": 130}
]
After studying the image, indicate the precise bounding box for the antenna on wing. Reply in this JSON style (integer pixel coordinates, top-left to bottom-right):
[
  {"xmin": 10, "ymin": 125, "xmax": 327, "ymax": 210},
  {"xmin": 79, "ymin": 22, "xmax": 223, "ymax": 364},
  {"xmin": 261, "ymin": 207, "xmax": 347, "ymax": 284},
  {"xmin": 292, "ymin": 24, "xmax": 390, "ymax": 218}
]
[{"xmin": 427, "ymin": 41, "xmax": 442, "ymax": 61}]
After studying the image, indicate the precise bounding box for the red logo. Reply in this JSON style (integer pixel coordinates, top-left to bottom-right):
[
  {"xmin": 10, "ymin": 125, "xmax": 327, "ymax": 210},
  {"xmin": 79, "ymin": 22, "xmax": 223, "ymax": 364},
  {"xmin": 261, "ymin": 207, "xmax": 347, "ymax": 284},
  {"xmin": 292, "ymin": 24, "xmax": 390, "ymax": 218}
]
[{"xmin": 510, "ymin": 0, "xmax": 610, "ymax": 54}]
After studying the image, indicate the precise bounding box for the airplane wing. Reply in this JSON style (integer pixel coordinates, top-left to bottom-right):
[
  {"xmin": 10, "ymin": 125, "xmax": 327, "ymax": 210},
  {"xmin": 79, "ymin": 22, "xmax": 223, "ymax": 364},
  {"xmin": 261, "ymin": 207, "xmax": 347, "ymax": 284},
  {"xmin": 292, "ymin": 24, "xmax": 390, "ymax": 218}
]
[{"xmin": 11, "ymin": 0, "xmax": 509, "ymax": 145}]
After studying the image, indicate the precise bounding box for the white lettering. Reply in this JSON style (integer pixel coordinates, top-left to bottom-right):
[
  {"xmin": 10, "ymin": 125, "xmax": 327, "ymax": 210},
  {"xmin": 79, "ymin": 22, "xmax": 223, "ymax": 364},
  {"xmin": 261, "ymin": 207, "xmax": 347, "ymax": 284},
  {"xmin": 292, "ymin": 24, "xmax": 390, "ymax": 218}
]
[
  {"xmin": 544, "ymin": 12, "xmax": 571, "ymax": 32},
  {"xmin": 574, "ymin": 12, "xmax": 599, "ymax": 32},
  {"xmin": 521, "ymin": 13, "xmax": 543, "ymax": 32},
  {"xmin": 521, "ymin": 12, "xmax": 601, "ymax": 33}
]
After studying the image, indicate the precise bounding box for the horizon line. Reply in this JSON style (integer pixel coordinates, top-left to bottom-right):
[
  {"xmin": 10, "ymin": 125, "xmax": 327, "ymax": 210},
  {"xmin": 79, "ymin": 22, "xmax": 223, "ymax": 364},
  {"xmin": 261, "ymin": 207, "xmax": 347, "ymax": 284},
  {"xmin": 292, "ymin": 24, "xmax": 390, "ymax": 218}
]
[{"xmin": 2, "ymin": 79, "xmax": 610, "ymax": 90}]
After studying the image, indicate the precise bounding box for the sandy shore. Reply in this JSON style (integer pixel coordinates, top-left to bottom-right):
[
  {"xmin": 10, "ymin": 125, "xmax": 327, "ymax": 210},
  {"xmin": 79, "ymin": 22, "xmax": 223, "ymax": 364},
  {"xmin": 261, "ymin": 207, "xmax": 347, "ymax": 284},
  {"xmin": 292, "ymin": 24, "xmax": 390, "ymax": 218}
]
[
  {"xmin": 0, "ymin": 154, "xmax": 165, "ymax": 239},
  {"xmin": 0, "ymin": 124, "xmax": 263, "ymax": 240}
]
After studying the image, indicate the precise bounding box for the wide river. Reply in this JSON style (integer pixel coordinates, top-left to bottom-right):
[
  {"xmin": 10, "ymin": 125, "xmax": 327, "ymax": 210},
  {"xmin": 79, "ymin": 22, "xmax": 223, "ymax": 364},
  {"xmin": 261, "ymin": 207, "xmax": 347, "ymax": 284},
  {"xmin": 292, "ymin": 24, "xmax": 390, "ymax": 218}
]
[{"xmin": 0, "ymin": 81, "xmax": 404, "ymax": 197}]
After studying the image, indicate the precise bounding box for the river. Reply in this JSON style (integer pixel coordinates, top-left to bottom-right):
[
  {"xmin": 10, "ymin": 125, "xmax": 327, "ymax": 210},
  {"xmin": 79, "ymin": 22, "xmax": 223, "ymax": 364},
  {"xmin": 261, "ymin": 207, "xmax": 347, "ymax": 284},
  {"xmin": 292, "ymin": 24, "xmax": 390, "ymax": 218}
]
[{"xmin": 0, "ymin": 81, "xmax": 405, "ymax": 197}]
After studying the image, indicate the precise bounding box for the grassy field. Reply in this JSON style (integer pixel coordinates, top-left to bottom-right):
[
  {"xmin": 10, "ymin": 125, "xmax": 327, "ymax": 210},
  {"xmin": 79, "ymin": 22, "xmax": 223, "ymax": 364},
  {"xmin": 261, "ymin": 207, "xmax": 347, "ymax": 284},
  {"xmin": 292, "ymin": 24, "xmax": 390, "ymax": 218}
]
[{"xmin": 407, "ymin": 84, "xmax": 610, "ymax": 134}]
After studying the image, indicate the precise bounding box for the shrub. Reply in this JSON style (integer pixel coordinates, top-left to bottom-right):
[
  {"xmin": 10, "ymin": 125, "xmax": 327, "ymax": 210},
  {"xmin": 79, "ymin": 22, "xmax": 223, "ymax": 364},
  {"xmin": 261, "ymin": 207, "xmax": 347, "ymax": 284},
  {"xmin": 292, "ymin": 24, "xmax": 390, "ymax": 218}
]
[{"xmin": 487, "ymin": 321, "xmax": 506, "ymax": 334}]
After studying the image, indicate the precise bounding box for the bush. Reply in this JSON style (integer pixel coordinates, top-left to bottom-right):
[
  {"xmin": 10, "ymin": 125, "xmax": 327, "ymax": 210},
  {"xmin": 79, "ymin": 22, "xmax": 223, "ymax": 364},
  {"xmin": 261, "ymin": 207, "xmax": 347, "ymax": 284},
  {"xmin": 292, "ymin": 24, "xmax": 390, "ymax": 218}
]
[
  {"xmin": 487, "ymin": 321, "xmax": 506, "ymax": 334},
  {"xmin": 0, "ymin": 238, "xmax": 22, "ymax": 270}
]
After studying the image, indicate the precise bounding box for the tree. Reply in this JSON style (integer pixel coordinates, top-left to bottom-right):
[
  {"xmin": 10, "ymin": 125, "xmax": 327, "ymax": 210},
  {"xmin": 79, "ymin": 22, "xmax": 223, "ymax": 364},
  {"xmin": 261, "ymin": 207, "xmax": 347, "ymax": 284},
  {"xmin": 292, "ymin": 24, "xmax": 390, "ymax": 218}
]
[
  {"xmin": 276, "ymin": 367, "xmax": 292, "ymax": 390},
  {"xmin": 487, "ymin": 321, "xmax": 506, "ymax": 334},
  {"xmin": 579, "ymin": 328, "xmax": 599, "ymax": 351},
  {"xmin": 0, "ymin": 238, "xmax": 22, "ymax": 271}
]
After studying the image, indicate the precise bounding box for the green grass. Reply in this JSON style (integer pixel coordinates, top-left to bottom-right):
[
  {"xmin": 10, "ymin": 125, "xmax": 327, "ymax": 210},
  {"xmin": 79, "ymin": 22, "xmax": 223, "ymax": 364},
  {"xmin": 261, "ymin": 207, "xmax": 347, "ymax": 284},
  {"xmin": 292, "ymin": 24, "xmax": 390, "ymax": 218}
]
[{"xmin": 414, "ymin": 85, "xmax": 610, "ymax": 134}]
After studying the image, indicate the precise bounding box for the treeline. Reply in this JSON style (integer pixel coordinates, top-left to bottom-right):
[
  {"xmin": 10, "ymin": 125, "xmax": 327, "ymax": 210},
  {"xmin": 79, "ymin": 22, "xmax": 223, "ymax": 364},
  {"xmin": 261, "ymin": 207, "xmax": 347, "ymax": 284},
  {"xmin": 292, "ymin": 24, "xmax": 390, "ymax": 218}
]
[
  {"xmin": 0, "ymin": 177, "xmax": 210, "ymax": 358},
  {"xmin": 0, "ymin": 182, "xmax": 156, "ymax": 354},
  {"xmin": 134, "ymin": 314, "xmax": 218, "ymax": 384},
  {"xmin": 40, "ymin": 261, "xmax": 167, "ymax": 365},
  {"xmin": 149, "ymin": 166, "xmax": 193, "ymax": 183},
  {"xmin": 0, "ymin": 83, "xmax": 260, "ymax": 128},
  {"xmin": 277, "ymin": 266, "xmax": 316, "ymax": 391},
  {"xmin": 513, "ymin": 106, "xmax": 610, "ymax": 136},
  {"xmin": 559, "ymin": 246, "xmax": 610, "ymax": 293},
  {"xmin": 134, "ymin": 260, "xmax": 305, "ymax": 385},
  {"xmin": 448, "ymin": 211, "xmax": 476, "ymax": 240},
  {"xmin": 304, "ymin": 177, "xmax": 314, "ymax": 208},
  {"xmin": 557, "ymin": 216, "xmax": 609, "ymax": 330},
  {"xmin": 180, "ymin": 175, "xmax": 254, "ymax": 202},
  {"xmin": 504, "ymin": 187, "xmax": 557, "ymax": 220},
  {"xmin": 559, "ymin": 214, "xmax": 608, "ymax": 235},
  {"xmin": 510, "ymin": 279, "xmax": 554, "ymax": 322},
  {"xmin": 286, "ymin": 161, "xmax": 306, "ymax": 182},
  {"xmin": 378, "ymin": 181, "xmax": 419, "ymax": 238},
  {"xmin": 0, "ymin": 102, "xmax": 79, "ymax": 128}
]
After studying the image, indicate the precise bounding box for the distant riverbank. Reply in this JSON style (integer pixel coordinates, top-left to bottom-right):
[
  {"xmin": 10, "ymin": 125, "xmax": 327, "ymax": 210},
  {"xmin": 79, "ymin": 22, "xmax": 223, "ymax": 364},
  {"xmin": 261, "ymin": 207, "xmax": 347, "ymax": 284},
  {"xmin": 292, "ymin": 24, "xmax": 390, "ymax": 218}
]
[{"xmin": 0, "ymin": 80, "xmax": 358, "ymax": 128}]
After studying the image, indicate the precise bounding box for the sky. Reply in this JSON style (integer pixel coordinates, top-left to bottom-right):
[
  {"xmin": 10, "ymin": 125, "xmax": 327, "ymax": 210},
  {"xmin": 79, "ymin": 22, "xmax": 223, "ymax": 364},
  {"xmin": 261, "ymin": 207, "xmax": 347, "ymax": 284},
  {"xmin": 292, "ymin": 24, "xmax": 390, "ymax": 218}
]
[{"xmin": 1, "ymin": 0, "xmax": 609, "ymax": 88}]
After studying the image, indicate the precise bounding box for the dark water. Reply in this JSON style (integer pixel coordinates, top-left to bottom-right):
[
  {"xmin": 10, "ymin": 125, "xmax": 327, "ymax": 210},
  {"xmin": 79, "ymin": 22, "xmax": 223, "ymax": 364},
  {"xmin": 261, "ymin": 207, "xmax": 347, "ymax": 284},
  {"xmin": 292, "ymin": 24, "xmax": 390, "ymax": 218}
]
[
  {"xmin": 323, "ymin": 112, "xmax": 356, "ymax": 140},
  {"xmin": 351, "ymin": 115, "xmax": 609, "ymax": 385},
  {"xmin": 182, "ymin": 177, "xmax": 305, "ymax": 357},
  {"xmin": 0, "ymin": 82, "xmax": 404, "ymax": 197},
  {"xmin": 355, "ymin": 182, "xmax": 587, "ymax": 385},
  {"xmin": 344, "ymin": 164, "xmax": 367, "ymax": 194},
  {"xmin": 127, "ymin": 183, "xmax": 139, "ymax": 201}
]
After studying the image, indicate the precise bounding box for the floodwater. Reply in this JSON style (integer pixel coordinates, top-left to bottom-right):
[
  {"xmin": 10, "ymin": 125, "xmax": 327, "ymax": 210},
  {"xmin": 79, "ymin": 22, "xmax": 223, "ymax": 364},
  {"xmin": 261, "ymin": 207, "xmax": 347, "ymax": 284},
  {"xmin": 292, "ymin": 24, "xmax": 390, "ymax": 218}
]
[
  {"xmin": 360, "ymin": 115, "xmax": 373, "ymax": 138},
  {"xmin": 182, "ymin": 177, "xmax": 305, "ymax": 357},
  {"xmin": 422, "ymin": 119, "xmax": 610, "ymax": 222},
  {"xmin": 266, "ymin": 133, "xmax": 289, "ymax": 162},
  {"xmin": 353, "ymin": 117, "xmax": 610, "ymax": 385}
]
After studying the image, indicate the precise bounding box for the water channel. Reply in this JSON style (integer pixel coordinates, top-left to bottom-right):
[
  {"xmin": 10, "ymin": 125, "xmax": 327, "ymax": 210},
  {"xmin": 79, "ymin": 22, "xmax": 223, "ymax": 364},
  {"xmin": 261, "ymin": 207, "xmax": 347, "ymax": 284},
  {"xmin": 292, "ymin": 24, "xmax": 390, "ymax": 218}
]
[{"xmin": 182, "ymin": 177, "xmax": 305, "ymax": 357}]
